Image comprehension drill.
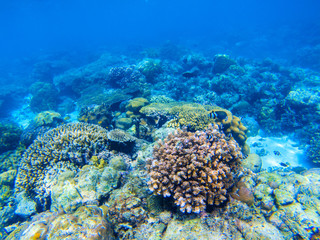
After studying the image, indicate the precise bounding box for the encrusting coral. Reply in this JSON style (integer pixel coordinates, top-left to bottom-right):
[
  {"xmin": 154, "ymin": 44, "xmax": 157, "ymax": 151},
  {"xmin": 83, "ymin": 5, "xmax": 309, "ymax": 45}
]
[
  {"xmin": 15, "ymin": 122, "xmax": 109, "ymax": 205},
  {"xmin": 107, "ymin": 129, "xmax": 135, "ymax": 153},
  {"xmin": 140, "ymin": 101, "xmax": 249, "ymax": 152},
  {"xmin": 147, "ymin": 124, "xmax": 243, "ymax": 213}
]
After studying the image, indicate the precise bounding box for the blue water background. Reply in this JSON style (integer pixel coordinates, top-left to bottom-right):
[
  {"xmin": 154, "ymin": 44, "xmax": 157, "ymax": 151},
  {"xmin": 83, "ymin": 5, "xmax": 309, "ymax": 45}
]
[{"xmin": 0, "ymin": 0, "xmax": 319, "ymax": 73}]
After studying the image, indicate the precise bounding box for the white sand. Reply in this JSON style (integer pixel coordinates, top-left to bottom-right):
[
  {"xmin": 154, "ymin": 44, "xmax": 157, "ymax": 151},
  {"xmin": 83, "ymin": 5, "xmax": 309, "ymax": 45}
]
[{"xmin": 247, "ymin": 135, "xmax": 309, "ymax": 170}]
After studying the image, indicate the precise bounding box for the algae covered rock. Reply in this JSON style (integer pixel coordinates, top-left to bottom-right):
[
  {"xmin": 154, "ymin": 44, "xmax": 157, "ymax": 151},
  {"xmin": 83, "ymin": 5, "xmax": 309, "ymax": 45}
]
[
  {"xmin": 107, "ymin": 129, "xmax": 136, "ymax": 153},
  {"xmin": 34, "ymin": 110, "xmax": 62, "ymax": 127},
  {"xmin": 126, "ymin": 97, "xmax": 149, "ymax": 113},
  {"xmin": 29, "ymin": 81, "xmax": 59, "ymax": 112},
  {"xmin": 241, "ymin": 153, "xmax": 262, "ymax": 173},
  {"xmin": 7, "ymin": 205, "xmax": 115, "ymax": 240},
  {"xmin": 212, "ymin": 54, "xmax": 236, "ymax": 74},
  {"xmin": 0, "ymin": 122, "xmax": 22, "ymax": 154},
  {"xmin": 115, "ymin": 117, "xmax": 133, "ymax": 130},
  {"xmin": 50, "ymin": 165, "xmax": 122, "ymax": 212},
  {"xmin": 14, "ymin": 192, "xmax": 37, "ymax": 219}
]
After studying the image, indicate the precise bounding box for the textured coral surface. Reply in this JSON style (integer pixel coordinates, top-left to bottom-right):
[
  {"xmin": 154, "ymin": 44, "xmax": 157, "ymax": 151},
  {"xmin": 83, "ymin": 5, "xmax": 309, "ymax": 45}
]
[
  {"xmin": 148, "ymin": 124, "xmax": 243, "ymax": 213},
  {"xmin": 15, "ymin": 122, "xmax": 109, "ymax": 204}
]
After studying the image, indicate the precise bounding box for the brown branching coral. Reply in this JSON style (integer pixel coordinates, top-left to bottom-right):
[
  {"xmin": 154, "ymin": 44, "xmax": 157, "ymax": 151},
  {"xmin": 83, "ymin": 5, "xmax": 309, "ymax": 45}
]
[{"xmin": 147, "ymin": 124, "xmax": 243, "ymax": 214}]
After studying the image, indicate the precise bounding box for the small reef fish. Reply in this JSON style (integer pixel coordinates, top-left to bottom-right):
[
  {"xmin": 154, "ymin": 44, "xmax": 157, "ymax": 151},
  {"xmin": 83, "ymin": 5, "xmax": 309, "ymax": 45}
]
[
  {"xmin": 280, "ymin": 162, "xmax": 290, "ymax": 167},
  {"xmin": 208, "ymin": 111, "xmax": 228, "ymax": 123},
  {"xmin": 273, "ymin": 150, "xmax": 281, "ymax": 156}
]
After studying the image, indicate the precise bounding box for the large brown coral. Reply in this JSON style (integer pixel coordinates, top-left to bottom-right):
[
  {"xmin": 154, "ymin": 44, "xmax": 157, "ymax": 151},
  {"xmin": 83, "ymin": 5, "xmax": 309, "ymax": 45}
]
[{"xmin": 147, "ymin": 124, "xmax": 243, "ymax": 214}]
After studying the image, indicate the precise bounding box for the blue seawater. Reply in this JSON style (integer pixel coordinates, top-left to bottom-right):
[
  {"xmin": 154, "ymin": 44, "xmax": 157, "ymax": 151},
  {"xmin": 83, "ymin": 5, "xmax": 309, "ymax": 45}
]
[{"xmin": 0, "ymin": 0, "xmax": 320, "ymax": 239}]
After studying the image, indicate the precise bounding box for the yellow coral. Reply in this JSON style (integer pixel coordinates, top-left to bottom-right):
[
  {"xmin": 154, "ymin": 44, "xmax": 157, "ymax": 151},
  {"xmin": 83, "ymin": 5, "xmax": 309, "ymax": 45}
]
[
  {"xmin": 141, "ymin": 101, "xmax": 248, "ymax": 151},
  {"xmin": 34, "ymin": 111, "xmax": 61, "ymax": 127},
  {"xmin": 126, "ymin": 97, "xmax": 149, "ymax": 113}
]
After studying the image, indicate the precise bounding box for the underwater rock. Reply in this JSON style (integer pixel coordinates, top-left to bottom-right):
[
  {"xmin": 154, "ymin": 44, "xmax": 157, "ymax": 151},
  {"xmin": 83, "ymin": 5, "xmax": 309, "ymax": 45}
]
[
  {"xmin": 241, "ymin": 153, "xmax": 262, "ymax": 173},
  {"xmin": 161, "ymin": 218, "xmax": 236, "ymax": 240},
  {"xmin": 78, "ymin": 103, "xmax": 113, "ymax": 128},
  {"xmin": 212, "ymin": 54, "xmax": 236, "ymax": 74},
  {"xmin": 14, "ymin": 192, "xmax": 37, "ymax": 219},
  {"xmin": 106, "ymin": 182, "xmax": 148, "ymax": 239},
  {"xmin": 285, "ymin": 88, "xmax": 320, "ymax": 108},
  {"xmin": 274, "ymin": 189, "xmax": 295, "ymax": 205},
  {"xmin": 0, "ymin": 170, "xmax": 16, "ymax": 207},
  {"xmin": 50, "ymin": 165, "xmax": 122, "ymax": 212},
  {"xmin": 0, "ymin": 122, "xmax": 22, "ymax": 154},
  {"xmin": 7, "ymin": 205, "xmax": 115, "ymax": 240},
  {"xmin": 235, "ymin": 218, "xmax": 284, "ymax": 240},
  {"xmin": 137, "ymin": 58, "xmax": 163, "ymax": 83},
  {"xmin": 0, "ymin": 147, "xmax": 25, "ymax": 174},
  {"xmin": 181, "ymin": 53, "xmax": 211, "ymax": 71},
  {"xmin": 115, "ymin": 117, "xmax": 133, "ymax": 130},
  {"xmin": 306, "ymin": 130, "xmax": 320, "ymax": 164},
  {"xmin": 33, "ymin": 110, "xmax": 63, "ymax": 127},
  {"xmin": 53, "ymin": 53, "xmax": 121, "ymax": 97},
  {"xmin": 29, "ymin": 81, "xmax": 59, "ymax": 112},
  {"xmin": 126, "ymin": 97, "xmax": 149, "ymax": 114},
  {"xmin": 107, "ymin": 65, "xmax": 146, "ymax": 89}
]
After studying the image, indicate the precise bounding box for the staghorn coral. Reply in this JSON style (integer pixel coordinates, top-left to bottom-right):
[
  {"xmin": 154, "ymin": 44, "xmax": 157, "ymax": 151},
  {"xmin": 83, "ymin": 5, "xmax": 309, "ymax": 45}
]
[
  {"xmin": 147, "ymin": 124, "xmax": 243, "ymax": 213},
  {"xmin": 15, "ymin": 122, "xmax": 109, "ymax": 205}
]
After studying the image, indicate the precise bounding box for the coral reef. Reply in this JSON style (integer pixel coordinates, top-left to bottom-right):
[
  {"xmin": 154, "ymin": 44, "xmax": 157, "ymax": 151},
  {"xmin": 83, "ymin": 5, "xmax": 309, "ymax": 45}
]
[
  {"xmin": 78, "ymin": 104, "xmax": 113, "ymax": 128},
  {"xmin": 0, "ymin": 122, "xmax": 22, "ymax": 154},
  {"xmin": 29, "ymin": 81, "xmax": 59, "ymax": 112},
  {"xmin": 0, "ymin": 170, "xmax": 16, "ymax": 207},
  {"xmin": 148, "ymin": 124, "xmax": 243, "ymax": 213},
  {"xmin": 78, "ymin": 86, "xmax": 134, "ymax": 109},
  {"xmin": 212, "ymin": 54, "xmax": 236, "ymax": 74},
  {"xmin": 137, "ymin": 58, "xmax": 163, "ymax": 83},
  {"xmin": 6, "ymin": 205, "xmax": 115, "ymax": 240},
  {"xmin": 306, "ymin": 130, "xmax": 320, "ymax": 164},
  {"xmin": 2, "ymin": 42, "xmax": 320, "ymax": 240},
  {"xmin": 107, "ymin": 129, "xmax": 135, "ymax": 153},
  {"xmin": 106, "ymin": 182, "xmax": 148, "ymax": 239},
  {"xmin": 140, "ymin": 101, "xmax": 249, "ymax": 151},
  {"xmin": 15, "ymin": 123, "xmax": 109, "ymax": 206},
  {"xmin": 34, "ymin": 110, "xmax": 63, "ymax": 127},
  {"xmin": 107, "ymin": 65, "xmax": 146, "ymax": 89},
  {"xmin": 53, "ymin": 53, "xmax": 121, "ymax": 97}
]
